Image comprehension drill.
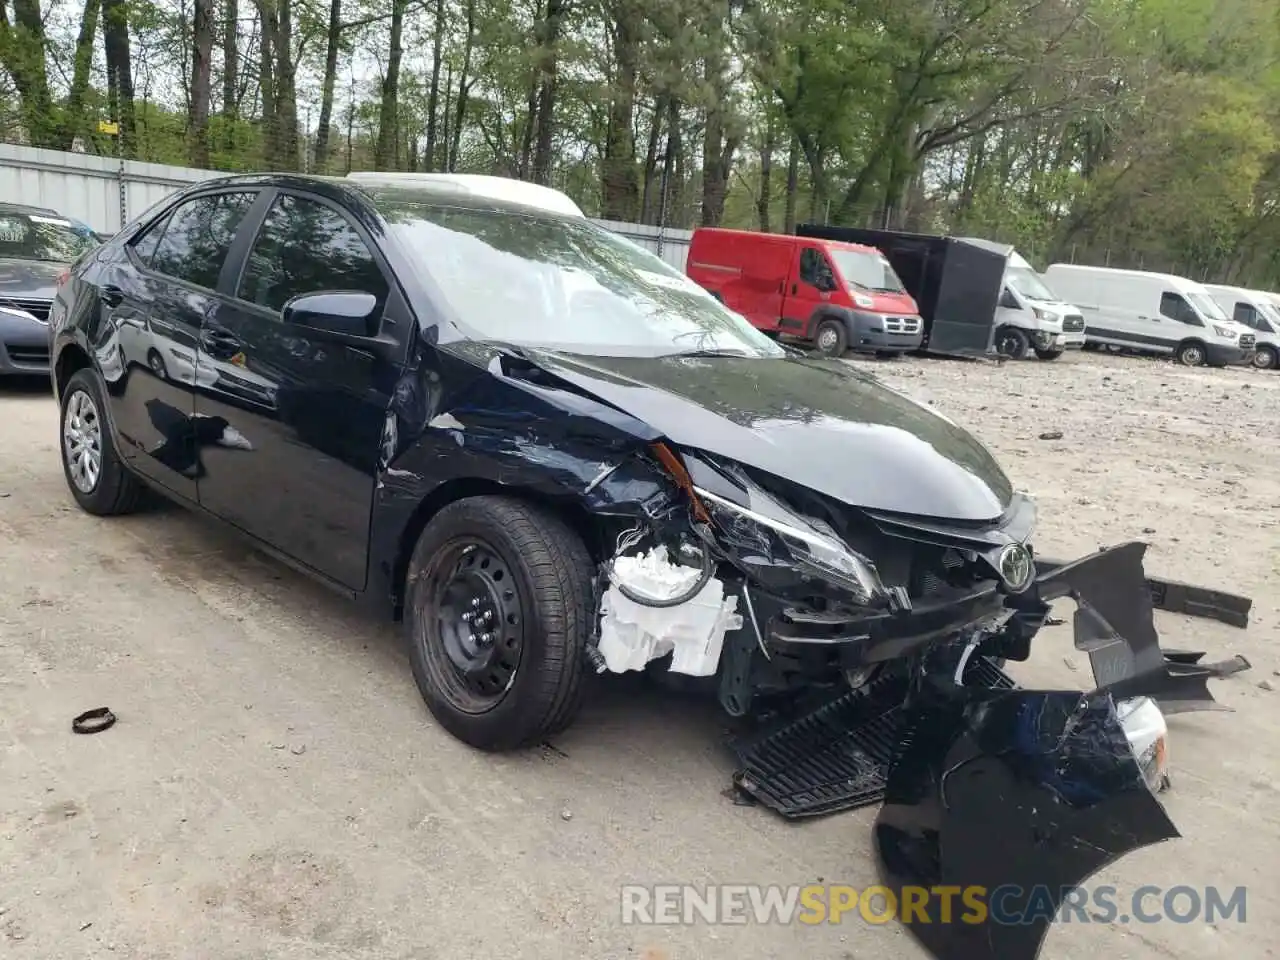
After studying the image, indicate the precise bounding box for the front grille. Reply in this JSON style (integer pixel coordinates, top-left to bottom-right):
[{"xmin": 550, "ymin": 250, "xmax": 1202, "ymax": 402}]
[
  {"xmin": 5, "ymin": 343, "xmax": 49, "ymax": 365},
  {"xmin": 1241, "ymin": 333, "xmax": 1256, "ymax": 348},
  {"xmin": 884, "ymin": 316, "xmax": 921, "ymax": 335},
  {"xmin": 0, "ymin": 297, "xmax": 52, "ymax": 323},
  {"xmin": 1063, "ymin": 314, "xmax": 1085, "ymax": 332}
]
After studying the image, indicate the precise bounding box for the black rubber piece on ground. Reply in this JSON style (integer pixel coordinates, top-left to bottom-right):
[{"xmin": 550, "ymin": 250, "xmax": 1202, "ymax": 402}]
[
  {"xmin": 59, "ymin": 368, "xmax": 145, "ymax": 516},
  {"xmin": 404, "ymin": 495, "xmax": 595, "ymax": 751},
  {"xmin": 72, "ymin": 707, "xmax": 116, "ymax": 734},
  {"xmin": 730, "ymin": 656, "xmax": 1016, "ymax": 818}
]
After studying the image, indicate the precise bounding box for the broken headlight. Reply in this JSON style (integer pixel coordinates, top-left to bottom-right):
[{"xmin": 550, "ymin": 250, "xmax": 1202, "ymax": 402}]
[{"xmin": 694, "ymin": 486, "xmax": 886, "ymax": 605}]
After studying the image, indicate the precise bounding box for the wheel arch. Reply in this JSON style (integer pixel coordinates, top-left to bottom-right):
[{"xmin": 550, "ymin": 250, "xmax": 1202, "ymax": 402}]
[
  {"xmin": 389, "ymin": 478, "xmax": 607, "ymax": 620},
  {"xmin": 54, "ymin": 341, "xmax": 92, "ymax": 401}
]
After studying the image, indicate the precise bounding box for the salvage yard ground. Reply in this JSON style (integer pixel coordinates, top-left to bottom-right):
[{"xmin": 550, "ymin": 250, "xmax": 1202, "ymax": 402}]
[{"xmin": 1, "ymin": 351, "xmax": 1277, "ymax": 960}]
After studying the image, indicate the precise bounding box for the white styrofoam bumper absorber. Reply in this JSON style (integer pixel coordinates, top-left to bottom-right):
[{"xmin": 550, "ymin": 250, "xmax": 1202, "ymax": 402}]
[{"xmin": 596, "ymin": 547, "xmax": 743, "ymax": 677}]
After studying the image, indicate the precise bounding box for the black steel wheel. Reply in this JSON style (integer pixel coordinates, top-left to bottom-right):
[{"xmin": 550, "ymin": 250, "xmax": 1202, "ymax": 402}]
[
  {"xmin": 404, "ymin": 496, "xmax": 595, "ymax": 750},
  {"xmin": 995, "ymin": 326, "xmax": 1030, "ymax": 359}
]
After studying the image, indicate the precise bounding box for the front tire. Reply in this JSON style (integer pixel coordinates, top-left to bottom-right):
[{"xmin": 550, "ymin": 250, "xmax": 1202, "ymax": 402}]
[
  {"xmin": 995, "ymin": 326, "xmax": 1030, "ymax": 359},
  {"xmin": 1254, "ymin": 345, "xmax": 1277, "ymax": 370},
  {"xmin": 404, "ymin": 496, "xmax": 595, "ymax": 751},
  {"xmin": 813, "ymin": 319, "xmax": 848, "ymax": 358},
  {"xmin": 1175, "ymin": 341, "xmax": 1207, "ymax": 366},
  {"xmin": 1034, "ymin": 347, "xmax": 1064, "ymax": 361},
  {"xmin": 59, "ymin": 368, "xmax": 144, "ymax": 516}
]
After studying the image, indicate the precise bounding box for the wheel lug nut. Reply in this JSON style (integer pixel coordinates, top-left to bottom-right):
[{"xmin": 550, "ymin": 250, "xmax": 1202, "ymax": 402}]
[
  {"xmin": 462, "ymin": 612, "xmax": 474, "ymax": 623},
  {"xmin": 482, "ymin": 632, "xmax": 495, "ymax": 644},
  {"xmin": 471, "ymin": 598, "xmax": 481, "ymax": 608}
]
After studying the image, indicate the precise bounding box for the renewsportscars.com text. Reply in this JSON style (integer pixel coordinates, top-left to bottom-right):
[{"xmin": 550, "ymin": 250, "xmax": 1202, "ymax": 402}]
[{"xmin": 619, "ymin": 883, "xmax": 1248, "ymax": 926}]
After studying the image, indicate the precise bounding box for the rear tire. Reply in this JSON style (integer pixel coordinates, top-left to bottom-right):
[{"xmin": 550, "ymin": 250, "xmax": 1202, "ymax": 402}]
[
  {"xmin": 404, "ymin": 496, "xmax": 595, "ymax": 751},
  {"xmin": 995, "ymin": 326, "xmax": 1030, "ymax": 359},
  {"xmin": 1034, "ymin": 348, "xmax": 1064, "ymax": 361},
  {"xmin": 59, "ymin": 368, "xmax": 144, "ymax": 516},
  {"xmin": 1254, "ymin": 345, "xmax": 1277, "ymax": 370},
  {"xmin": 813, "ymin": 319, "xmax": 848, "ymax": 358},
  {"xmin": 1175, "ymin": 341, "xmax": 1207, "ymax": 367}
]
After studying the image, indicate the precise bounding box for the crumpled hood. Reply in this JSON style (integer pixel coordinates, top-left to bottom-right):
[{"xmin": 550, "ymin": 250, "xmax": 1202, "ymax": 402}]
[
  {"xmin": 0, "ymin": 256, "xmax": 64, "ymax": 302},
  {"xmin": 514, "ymin": 349, "xmax": 1015, "ymax": 523}
]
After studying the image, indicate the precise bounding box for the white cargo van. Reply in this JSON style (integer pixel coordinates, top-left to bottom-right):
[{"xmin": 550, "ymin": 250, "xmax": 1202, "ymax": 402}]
[
  {"xmin": 1203, "ymin": 284, "xmax": 1280, "ymax": 370},
  {"xmin": 958, "ymin": 238, "xmax": 1086, "ymax": 360},
  {"xmin": 1042, "ymin": 265, "xmax": 1256, "ymax": 367}
]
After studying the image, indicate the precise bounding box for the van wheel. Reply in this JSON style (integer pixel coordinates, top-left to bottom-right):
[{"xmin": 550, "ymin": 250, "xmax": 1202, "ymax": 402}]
[
  {"xmin": 995, "ymin": 326, "xmax": 1030, "ymax": 359},
  {"xmin": 814, "ymin": 319, "xmax": 848, "ymax": 357},
  {"xmin": 1254, "ymin": 345, "xmax": 1277, "ymax": 370},
  {"xmin": 403, "ymin": 495, "xmax": 594, "ymax": 751},
  {"xmin": 1081, "ymin": 342, "xmax": 1100, "ymax": 352},
  {"xmin": 1034, "ymin": 348, "xmax": 1063, "ymax": 361},
  {"xmin": 1175, "ymin": 341, "xmax": 1207, "ymax": 367}
]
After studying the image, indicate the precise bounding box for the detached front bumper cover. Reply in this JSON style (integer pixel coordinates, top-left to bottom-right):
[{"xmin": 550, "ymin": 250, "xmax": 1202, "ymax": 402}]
[{"xmin": 874, "ymin": 541, "xmax": 1250, "ymax": 960}]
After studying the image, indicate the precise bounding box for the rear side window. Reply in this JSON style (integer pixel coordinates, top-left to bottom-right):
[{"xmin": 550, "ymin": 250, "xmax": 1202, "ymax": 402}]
[
  {"xmin": 237, "ymin": 193, "xmax": 388, "ymax": 315},
  {"xmin": 146, "ymin": 192, "xmax": 258, "ymax": 290},
  {"xmin": 1159, "ymin": 292, "xmax": 1201, "ymax": 326}
]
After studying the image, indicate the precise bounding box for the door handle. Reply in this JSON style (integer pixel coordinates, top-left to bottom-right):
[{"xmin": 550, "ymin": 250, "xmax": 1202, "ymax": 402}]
[
  {"xmin": 100, "ymin": 285, "xmax": 124, "ymax": 306},
  {"xmin": 791, "ymin": 283, "xmax": 798, "ymax": 295},
  {"xmin": 200, "ymin": 328, "xmax": 243, "ymax": 353}
]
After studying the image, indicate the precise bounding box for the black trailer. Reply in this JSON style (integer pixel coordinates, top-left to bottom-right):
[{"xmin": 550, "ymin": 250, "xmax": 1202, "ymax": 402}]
[{"xmin": 796, "ymin": 224, "xmax": 1007, "ymax": 357}]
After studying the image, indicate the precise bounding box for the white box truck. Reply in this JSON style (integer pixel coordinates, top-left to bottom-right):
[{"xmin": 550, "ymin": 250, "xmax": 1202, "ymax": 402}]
[
  {"xmin": 1042, "ymin": 265, "xmax": 1256, "ymax": 367},
  {"xmin": 958, "ymin": 238, "xmax": 1087, "ymax": 360},
  {"xmin": 1203, "ymin": 284, "xmax": 1279, "ymax": 370}
]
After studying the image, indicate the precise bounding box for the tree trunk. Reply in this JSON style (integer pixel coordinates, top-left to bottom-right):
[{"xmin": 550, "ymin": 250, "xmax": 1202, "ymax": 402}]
[
  {"xmin": 188, "ymin": 0, "xmax": 215, "ymax": 167},
  {"xmin": 101, "ymin": 0, "xmax": 137, "ymax": 156},
  {"xmin": 640, "ymin": 95, "xmax": 664, "ymax": 223},
  {"xmin": 530, "ymin": 0, "xmax": 565, "ymax": 185},
  {"xmin": 374, "ymin": 0, "xmax": 407, "ymax": 170},
  {"xmin": 757, "ymin": 118, "xmax": 775, "ymax": 233},
  {"xmin": 221, "ymin": 0, "xmax": 238, "ymax": 152},
  {"xmin": 448, "ymin": 0, "xmax": 476, "ymax": 172},
  {"xmin": 783, "ymin": 134, "xmax": 799, "ymax": 234},
  {"xmin": 312, "ymin": 0, "xmax": 342, "ymax": 170},
  {"xmin": 600, "ymin": 0, "xmax": 640, "ymax": 220},
  {"xmin": 0, "ymin": 0, "xmax": 56, "ymax": 146},
  {"xmin": 424, "ymin": 0, "xmax": 445, "ymax": 171},
  {"xmin": 699, "ymin": 4, "xmax": 736, "ymax": 227},
  {"xmin": 60, "ymin": 0, "xmax": 101, "ymax": 150}
]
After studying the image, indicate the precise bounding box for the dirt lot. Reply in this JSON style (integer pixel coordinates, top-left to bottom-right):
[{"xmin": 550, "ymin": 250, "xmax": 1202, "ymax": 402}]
[{"xmin": 1, "ymin": 351, "xmax": 1277, "ymax": 960}]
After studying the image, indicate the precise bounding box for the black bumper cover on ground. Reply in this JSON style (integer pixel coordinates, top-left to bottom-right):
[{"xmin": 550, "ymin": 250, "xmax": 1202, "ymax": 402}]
[{"xmin": 732, "ymin": 541, "xmax": 1249, "ymax": 960}]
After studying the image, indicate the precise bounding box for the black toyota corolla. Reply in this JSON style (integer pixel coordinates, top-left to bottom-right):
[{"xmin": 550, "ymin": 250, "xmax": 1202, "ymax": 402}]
[{"xmin": 48, "ymin": 172, "xmax": 1242, "ymax": 960}]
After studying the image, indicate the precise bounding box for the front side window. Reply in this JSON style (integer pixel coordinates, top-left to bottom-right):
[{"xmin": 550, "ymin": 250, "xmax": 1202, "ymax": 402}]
[
  {"xmin": 372, "ymin": 194, "xmax": 784, "ymax": 359},
  {"xmin": 1233, "ymin": 302, "xmax": 1258, "ymax": 328},
  {"xmin": 0, "ymin": 210, "xmax": 99, "ymax": 263},
  {"xmin": 148, "ymin": 192, "xmax": 258, "ymax": 290},
  {"xmin": 830, "ymin": 249, "xmax": 906, "ymax": 294},
  {"xmin": 238, "ymin": 193, "xmax": 388, "ymax": 314},
  {"xmin": 1160, "ymin": 292, "xmax": 1201, "ymax": 326},
  {"xmin": 799, "ymin": 248, "xmax": 836, "ymax": 290}
]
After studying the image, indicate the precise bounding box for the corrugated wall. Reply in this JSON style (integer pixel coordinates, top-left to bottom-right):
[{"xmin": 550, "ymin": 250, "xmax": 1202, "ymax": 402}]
[{"xmin": 0, "ymin": 143, "xmax": 692, "ymax": 269}]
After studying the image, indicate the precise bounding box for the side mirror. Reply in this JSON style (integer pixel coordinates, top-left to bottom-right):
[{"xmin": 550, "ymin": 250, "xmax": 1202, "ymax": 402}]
[
  {"xmin": 1000, "ymin": 289, "xmax": 1020, "ymax": 309},
  {"xmin": 282, "ymin": 290, "xmax": 378, "ymax": 337}
]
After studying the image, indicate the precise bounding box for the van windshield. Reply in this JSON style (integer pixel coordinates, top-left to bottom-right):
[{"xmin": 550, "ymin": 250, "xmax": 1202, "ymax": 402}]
[
  {"xmin": 829, "ymin": 249, "xmax": 906, "ymax": 294},
  {"xmin": 1187, "ymin": 291, "xmax": 1228, "ymax": 322},
  {"xmin": 1006, "ymin": 265, "xmax": 1058, "ymax": 302},
  {"xmin": 374, "ymin": 197, "xmax": 786, "ymax": 359}
]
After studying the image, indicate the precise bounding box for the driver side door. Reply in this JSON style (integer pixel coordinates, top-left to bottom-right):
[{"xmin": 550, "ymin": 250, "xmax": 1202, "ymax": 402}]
[{"xmin": 193, "ymin": 187, "xmax": 409, "ymax": 590}]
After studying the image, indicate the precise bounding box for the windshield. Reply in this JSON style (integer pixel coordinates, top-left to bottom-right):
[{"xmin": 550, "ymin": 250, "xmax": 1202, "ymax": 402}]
[
  {"xmin": 1255, "ymin": 298, "xmax": 1280, "ymax": 327},
  {"xmin": 828, "ymin": 249, "xmax": 905, "ymax": 293},
  {"xmin": 373, "ymin": 196, "xmax": 785, "ymax": 359},
  {"xmin": 1006, "ymin": 265, "xmax": 1058, "ymax": 302},
  {"xmin": 0, "ymin": 211, "xmax": 99, "ymax": 262},
  {"xmin": 1187, "ymin": 290, "xmax": 1228, "ymax": 322}
]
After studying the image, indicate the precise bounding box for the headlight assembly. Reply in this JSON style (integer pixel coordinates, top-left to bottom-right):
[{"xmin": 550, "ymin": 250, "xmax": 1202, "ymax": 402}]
[{"xmin": 694, "ymin": 486, "xmax": 885, "ymax": 605}]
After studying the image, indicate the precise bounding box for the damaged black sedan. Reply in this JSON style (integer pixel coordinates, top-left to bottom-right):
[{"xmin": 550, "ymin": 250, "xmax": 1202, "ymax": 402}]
[{"xmin": 49, "ymin": 172, "xmax": 1249, "ymax": 960}]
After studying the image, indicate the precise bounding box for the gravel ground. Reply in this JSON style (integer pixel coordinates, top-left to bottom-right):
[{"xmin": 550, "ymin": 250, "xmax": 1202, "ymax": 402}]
[{"xmin": 1, "ymin": 350, "xmax": 1277, "ymax": 960}]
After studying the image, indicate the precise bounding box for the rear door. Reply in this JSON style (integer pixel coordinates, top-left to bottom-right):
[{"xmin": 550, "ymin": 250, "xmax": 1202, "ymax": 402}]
[
  {"xmin": 102, "ymin": 189, "xmax": 261, "ymax": 501},
  {"xmin": 193, "ymin": 188, "xmax": 407, "ymax": 590}
]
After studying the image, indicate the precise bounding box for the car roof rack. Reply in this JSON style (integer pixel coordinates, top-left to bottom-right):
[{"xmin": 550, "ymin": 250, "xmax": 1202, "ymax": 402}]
[{"xmin": 344, "ymin": 172, "xmax": 586, "ymax": 219}]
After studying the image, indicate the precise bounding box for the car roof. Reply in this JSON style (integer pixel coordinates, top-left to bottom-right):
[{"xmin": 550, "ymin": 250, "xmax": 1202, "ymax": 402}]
[
  {"xmin": 0, "ymin": 201, "xmax": 62, "ymax": 217},
  {"xmin": 1045, "ymin": 264, "xmax": 1205, "ymax": 289},
  {"xmin": 692, "ymin": 226, "xmax": 884, "ymax": 257},
  {"xmin": 170, "ymin": 171, "xmax": 590, "ymax": 224}
]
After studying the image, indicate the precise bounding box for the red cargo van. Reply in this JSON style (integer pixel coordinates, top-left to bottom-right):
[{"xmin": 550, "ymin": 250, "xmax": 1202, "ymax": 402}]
[{"xmin": 686, "ymin": 228, "xmax": 924, "ymax": 357}]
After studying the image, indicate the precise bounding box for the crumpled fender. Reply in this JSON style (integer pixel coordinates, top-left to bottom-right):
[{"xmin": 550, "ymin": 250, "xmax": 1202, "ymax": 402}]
[
  {"xmin": 874, "ymin": 678, "xmax": 1178, "ymax": 960},
  {"xmin": 872, "ymin": 541, "xmax": 1244, "ymax": 960}
]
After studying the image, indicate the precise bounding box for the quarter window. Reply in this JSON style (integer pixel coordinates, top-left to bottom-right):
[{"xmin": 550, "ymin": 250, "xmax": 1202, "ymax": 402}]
[
  {"xmin": 238, "ymin": 193, "xmax": 388, "ymax": 315},
  {"xmin": 147, "ymin": 192, "xmax": 258, "ymax": 290}
]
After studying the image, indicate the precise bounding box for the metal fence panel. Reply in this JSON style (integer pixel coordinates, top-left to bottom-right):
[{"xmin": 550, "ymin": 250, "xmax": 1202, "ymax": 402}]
[{"xmin": 0, "ymin": 143, "xmax": 695, "ymax": 270}]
